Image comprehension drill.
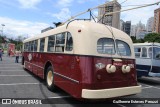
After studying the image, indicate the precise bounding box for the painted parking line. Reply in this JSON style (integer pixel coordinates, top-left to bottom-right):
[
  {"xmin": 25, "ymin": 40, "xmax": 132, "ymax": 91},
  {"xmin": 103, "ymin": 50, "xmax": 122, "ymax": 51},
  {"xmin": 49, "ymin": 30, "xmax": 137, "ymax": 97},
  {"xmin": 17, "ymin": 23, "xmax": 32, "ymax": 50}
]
[
  {"xmin": 0, "ymin": 67, "xmax": 22, "ymax": 68},
  {"xmin": 142, "ymin": 86, "xmax": 153, "ymax": 89},
  {"xmin": 0, "ymin": 70, "xmax": 25, "ymax": 72},
  {"xmin": 143, "ymin": 84, "xmax": 160, "ymax": 90},
  {"xmin": 0, "ymin": 83, "xmax": 41, "ymax": 86},
  {"xmin": 0, "ymin": 75, "xmax": 32, "ymax": 77},
  {"xmin": 48, "ymin": 96, "xmax": 71, "ymax": 99},
  {"xmin": 117, "ymin": 104, "xmax": 126, "ymax": 107}
]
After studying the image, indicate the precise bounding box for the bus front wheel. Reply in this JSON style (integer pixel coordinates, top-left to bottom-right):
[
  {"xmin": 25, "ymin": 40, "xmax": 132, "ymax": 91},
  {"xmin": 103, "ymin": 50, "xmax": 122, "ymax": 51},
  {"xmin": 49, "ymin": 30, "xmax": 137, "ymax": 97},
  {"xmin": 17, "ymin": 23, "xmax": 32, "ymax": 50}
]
[{"xmin": 46, "ymin": 66, "xmax": 55, "ymax": 91}]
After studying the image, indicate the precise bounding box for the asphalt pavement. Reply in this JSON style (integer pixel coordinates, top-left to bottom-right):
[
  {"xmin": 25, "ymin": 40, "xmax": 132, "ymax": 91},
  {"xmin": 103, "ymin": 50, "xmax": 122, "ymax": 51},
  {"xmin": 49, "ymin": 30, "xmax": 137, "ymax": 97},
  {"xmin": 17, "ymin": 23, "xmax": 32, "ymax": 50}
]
[{"xmin": 0, "ymin": 54, "xmax": 160, "ymax": 107}]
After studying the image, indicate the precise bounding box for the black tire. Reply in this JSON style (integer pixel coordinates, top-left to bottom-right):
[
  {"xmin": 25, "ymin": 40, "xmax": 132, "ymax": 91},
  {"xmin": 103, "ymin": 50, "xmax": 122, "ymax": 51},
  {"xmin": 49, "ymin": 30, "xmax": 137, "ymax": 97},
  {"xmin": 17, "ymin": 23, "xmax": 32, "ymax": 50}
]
[{"xmin": 46, "ymin": 66, "xmax": 55, "ymax": 91}]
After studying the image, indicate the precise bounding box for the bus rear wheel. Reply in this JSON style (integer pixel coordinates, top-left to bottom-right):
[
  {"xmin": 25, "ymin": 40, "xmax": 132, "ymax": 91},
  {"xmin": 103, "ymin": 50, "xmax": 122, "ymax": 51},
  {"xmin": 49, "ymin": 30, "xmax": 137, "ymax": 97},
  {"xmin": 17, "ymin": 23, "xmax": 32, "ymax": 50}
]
[{"xmin": 46, "ymin": 66, "xmax": 55, "ymax": 91}]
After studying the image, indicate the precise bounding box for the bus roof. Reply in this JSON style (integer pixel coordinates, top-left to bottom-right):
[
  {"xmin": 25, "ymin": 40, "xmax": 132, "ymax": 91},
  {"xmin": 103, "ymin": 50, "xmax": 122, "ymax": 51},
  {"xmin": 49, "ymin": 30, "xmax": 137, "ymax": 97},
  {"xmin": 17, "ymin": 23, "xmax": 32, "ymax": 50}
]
[
  {"xmin": 133, "ymin": 43, "xmax": 160, "ymax": 47},
  {"xmin": 23, "ymin": 20, "xmax": 131, "ymax": 43}
]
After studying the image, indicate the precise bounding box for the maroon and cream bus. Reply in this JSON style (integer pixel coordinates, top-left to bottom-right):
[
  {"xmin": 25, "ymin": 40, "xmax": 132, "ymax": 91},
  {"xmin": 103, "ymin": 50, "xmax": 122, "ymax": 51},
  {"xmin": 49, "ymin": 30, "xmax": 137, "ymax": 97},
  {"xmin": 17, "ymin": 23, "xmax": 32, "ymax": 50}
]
[{"xmin": 22, "ymin": 20, "xmax": 141, "ymax": 99}]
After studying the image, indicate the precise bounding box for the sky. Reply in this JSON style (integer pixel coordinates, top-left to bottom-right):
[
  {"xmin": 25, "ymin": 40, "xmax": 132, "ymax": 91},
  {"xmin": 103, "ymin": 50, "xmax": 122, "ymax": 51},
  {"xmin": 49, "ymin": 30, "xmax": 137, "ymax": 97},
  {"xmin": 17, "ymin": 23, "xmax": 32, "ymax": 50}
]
[{"xmin": 0, "ymin": 0, "xmax": 159, "ymax": 38}]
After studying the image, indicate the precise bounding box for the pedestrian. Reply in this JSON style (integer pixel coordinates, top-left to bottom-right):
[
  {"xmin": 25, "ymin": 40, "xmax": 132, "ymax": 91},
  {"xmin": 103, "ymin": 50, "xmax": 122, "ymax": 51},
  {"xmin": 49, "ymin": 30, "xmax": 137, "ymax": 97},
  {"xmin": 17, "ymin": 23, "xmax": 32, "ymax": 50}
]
[
  {"xmin": 8, "ymin": 52, "xmax": 10, "ymax": 57},
  {"xmin": 0, "ymin": 48, "xmax": 2, "ymax": 61},
  {"xmin": 15, "ymin": 50, "xmax": 19, "ymax": 63}
]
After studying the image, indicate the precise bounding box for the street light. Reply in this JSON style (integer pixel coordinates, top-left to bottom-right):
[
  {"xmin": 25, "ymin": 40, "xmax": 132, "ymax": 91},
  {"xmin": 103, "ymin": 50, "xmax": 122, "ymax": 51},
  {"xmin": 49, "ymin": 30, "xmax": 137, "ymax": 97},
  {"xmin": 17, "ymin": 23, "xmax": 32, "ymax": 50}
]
[{"xmin": 1, "ymin": 24, "xmax": 5, "ymax": 37}]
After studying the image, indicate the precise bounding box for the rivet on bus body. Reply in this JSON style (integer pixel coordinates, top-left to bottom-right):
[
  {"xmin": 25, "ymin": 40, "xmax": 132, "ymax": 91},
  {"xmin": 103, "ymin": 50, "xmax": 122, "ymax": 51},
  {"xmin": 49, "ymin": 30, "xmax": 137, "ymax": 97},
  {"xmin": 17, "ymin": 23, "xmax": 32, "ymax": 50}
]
[
  {"xmin": 97, "ymin": 74, "xmax": 101, "ymax": 80},
  {"xmin": 78, "ymin": 29, "xmax": 81, "ymax": 32},
  {"xmin": 76, "ymin": 56, "xmax": 80, "ymax": 62},
  {"xmin": 106, "ymin": 64, "xmax": 116, "ymax": 73},
  {"xmin": 122, "ymin": 65, "xmax": 131, "ymax": 73}
]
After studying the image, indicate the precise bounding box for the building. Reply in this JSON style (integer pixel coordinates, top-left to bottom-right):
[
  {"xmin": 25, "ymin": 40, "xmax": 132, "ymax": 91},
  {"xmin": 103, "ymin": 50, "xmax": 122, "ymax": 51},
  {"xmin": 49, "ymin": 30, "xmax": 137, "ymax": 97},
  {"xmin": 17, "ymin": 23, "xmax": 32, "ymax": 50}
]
[
  {"xmin": 136, "ymin": 21, "xmax": 146, "ymax": 39},
  {"xmin": 153, "ymin": 8, "xmax": 160, "ymax": 33},
  {"xmin": 123, "ymin": 21, "xmax": 131, "ymax": 36},
  {"xmin": 98, "ymin": 0, "xmax": 121, "ymax": 29},
  {"xmin": 146, "ymin": 17, "xmax": 154, "ymax": 32},
  {"xmin": 130, "ymin": 25, "xmax": 137, "ymax": 37},
  {"xmin": 136, "ymin": 30, "xmax": 149, "ymax": 39},
  {"xmin": 119, "ymin": 19, "xmax": 124, "ymax": 31}
]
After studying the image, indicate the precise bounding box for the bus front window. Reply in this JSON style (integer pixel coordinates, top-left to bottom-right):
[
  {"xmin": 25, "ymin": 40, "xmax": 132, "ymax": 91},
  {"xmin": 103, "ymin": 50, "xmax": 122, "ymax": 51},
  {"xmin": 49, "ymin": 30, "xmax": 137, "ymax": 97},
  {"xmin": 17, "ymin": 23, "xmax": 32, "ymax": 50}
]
[
  {"xmin": 97, "ymin": 38, "xmax": 115, "ymax": 55},
  {"xmin": 154, "ymin": 47, "xmax": 160, "ymax": 59},
  {"xmin": 116, "ymin": 40, "xmax": 131, "ymax": 56}
]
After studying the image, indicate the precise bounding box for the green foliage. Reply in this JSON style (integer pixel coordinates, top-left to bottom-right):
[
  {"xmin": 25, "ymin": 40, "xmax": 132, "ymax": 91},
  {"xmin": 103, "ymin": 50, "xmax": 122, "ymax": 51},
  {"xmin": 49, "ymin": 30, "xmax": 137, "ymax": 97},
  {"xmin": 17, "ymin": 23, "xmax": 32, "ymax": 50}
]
[
  {"xmin": 144, "ymin": 33, "xmax": 160, "ymax": 43},
  {"xmin": 130, "ymin": 33, "xmax": 160, "ymax": 43},
  {"xmin": 130, "ymin": 36, "xmax": 145, "ymax": 43}
]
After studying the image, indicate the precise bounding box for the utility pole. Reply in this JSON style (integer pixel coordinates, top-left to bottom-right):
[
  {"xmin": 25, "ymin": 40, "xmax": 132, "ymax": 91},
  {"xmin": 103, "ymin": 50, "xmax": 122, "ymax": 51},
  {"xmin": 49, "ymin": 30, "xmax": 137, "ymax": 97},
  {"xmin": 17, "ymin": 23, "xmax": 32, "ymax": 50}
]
[{"xmin": 1, "ymin": 24, "xmax": 5, "ymax": 37}]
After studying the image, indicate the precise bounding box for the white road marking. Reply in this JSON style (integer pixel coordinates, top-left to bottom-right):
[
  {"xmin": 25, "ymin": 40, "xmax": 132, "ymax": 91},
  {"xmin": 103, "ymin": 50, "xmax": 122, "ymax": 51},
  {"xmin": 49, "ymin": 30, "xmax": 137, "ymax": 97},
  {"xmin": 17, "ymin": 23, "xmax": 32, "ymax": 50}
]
[
  {"xmin": 48, "ymin": 96, "xmax": 71, "ymax": 99},
  {"xmin": 0, "ymin": 83, "xmax": 41, "ymax": 86},
  {"xmin": 0, "ymin": 70, "xmax": 24, "ymax": 72},
  {"xmin": 142, "ymin": 86, "xmax": 153, "ymax": 89},
  {"xmin": 0, "ymin": 67, "xmax": 22, "ymax": 68},
  {"xmin": 0, "ymin": 75, "xmax": 32, "ymax": 77},
  {"xmin": 117, "ymin": 104, "xmax": 126, "ymax": 107},
  {"xmin": 142, "ymin": 84, "xmax": 160, "ymax": 90}
]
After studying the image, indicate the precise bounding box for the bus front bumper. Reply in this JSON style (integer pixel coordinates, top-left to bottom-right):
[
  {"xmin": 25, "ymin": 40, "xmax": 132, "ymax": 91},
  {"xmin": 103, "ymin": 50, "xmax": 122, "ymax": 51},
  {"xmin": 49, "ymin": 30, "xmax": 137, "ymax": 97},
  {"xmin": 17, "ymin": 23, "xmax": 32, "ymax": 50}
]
[{"xmin": 81, "ymin": 85, "xmax": 141, "ymax": 99}]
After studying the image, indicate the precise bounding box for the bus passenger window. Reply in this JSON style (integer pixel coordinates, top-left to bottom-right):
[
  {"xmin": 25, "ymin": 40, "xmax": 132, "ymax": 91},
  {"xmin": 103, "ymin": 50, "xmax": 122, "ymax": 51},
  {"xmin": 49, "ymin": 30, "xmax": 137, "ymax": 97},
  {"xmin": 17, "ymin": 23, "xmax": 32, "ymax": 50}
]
[
  {"xmin": 97, "ymin": 38, "xmax": 115, "ymax": 54},
  {"xmin": 55, "ymin": 33, "xmax": 65, "ymax": 52},
  {"xmin": 31, "ymin": 41, "xmax": 34, "ymax": 52},
  {"xmin": 134, "ymin": 47, "xmax": 141, "ymax": 58},
  {"xmin": 40, "ymin": 38, "xmax": 45, "ymax": 52},
  {"xmin": 34, "ymin": 40, "xmax": 38, "ymax": 52},
  {"xmin": 24, "ymin": 43, "xmax": 27, "ymax": 52},
  {"xmin": 28, "ymin": 42, "xmax": 31, "ymax": 52},
  {"xmin": 48, "ymin": 35, "xmax": 55, "ymax": 52},
  {"xmin": 65, "ymin": 32, "xmax": 73, "ymax": 51},
  {"xmin": 148, "ymin": 48, "xmax": 152, "ymax": 58},
  {"xmin": 142, "ymin": 47, "xmax": 147, "ymax": 57},
  {"xmin": 26, "ymin": 42, "xmax": 29, "ymax": 51}
]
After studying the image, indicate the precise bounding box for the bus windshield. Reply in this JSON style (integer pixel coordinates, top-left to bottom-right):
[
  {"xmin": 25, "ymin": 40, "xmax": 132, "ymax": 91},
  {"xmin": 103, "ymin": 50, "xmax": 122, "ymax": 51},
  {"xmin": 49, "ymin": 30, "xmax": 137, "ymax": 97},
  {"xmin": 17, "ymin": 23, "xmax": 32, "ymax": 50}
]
[
  {"xmin": 116, "ymin": 40, "xmax": 131, "ymax": 56},
  {"xmin": 154, "ymin": 47, "xmax": 160, "ymax": 59},
  {"xmin": 97, "ymin": 38, "xmax": 115, "ymax": 55}
]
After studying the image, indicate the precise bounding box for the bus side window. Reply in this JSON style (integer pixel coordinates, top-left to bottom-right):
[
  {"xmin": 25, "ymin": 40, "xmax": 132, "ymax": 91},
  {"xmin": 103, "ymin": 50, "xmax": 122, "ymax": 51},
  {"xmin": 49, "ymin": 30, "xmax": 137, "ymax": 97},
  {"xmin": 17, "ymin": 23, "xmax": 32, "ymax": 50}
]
[
  {"xmin": 55, "ymin": 33, "xmax": 65, "ymax": 52},
  {"xmin": 148, "ymin": 47, "xmax": 152, "ymax": 58},
  {"xmin": 31, "ymin": 41, "xmax": 34, "ymax": 52},
  {"xmin": 65, "ymin": 32, "xmax": 73, "ymax": 51},
  {"xmin": 48, "ymin": 35, "xmax": 55, "ymax": 52},
  {"xmin": 34, "ymin": 40, "xmax": 38, "ymax": 52},
  {"xmin": 134, "ymin": 47, "xmax": 141, "ymax": 58},
  {"xmin": 28, "ymin": 42, "xmax": 31, "ymax": 52},
  {"xmin": 142, "ymin": 47, "xmax": 147, "ymax": 57},
  {"xmin": 40, "ymin": 38, "xmax": 45, "ymax": 52},
  {"xmin": 24, "ymin": 43, "xmax": 26, "ymax": 52},
  {"xmin": 25, "ymin": 42, "xmax": 29, "ymax": 51}
]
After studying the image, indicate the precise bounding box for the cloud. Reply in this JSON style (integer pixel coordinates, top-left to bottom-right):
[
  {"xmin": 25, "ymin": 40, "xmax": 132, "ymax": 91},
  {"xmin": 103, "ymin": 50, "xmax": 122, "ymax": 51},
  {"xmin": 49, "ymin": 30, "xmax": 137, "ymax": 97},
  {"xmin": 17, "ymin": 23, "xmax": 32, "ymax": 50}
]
[
  {"xmin": 57, "ymin": 0, "xmax": 73, "ymax": 7},
  {"xmin": 77, "ymin": 0, "xmax": 95, "ymax": 4},
  {"xmin": 17, "ymin": 0, "xmax": 42, "ymax": 9},
  {"xmin": 0, "ymin": 16, "xmax": 49, "ymax": 38},
  {"xmin": 51, "ymin": 8, "xmax": 71, "ymax": 21}
]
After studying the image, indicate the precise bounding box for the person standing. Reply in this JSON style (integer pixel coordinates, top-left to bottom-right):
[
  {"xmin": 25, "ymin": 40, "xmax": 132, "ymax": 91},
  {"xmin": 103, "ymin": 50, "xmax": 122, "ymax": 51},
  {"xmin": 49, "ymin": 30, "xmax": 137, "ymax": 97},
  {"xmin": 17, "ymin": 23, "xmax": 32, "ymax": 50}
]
[
  {"xmin": 15, "ymin": 50, "xmax": 19, "ymax": 63},
  {"xmin": 0, "ymin": 49, "xmax": 2, "ymax": 61}
]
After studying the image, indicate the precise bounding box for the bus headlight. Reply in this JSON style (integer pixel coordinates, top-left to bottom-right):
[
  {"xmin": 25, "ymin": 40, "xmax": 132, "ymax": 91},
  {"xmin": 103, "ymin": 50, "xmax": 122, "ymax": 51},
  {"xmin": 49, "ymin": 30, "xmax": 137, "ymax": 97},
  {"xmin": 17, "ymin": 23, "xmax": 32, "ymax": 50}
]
[
  {"xmin": 122, "ymin": 65, "xmax": 131, "ymax": 73},
  {"xmin": 106, "ymin": 64, "xmax": 116, "ymax": 73}
]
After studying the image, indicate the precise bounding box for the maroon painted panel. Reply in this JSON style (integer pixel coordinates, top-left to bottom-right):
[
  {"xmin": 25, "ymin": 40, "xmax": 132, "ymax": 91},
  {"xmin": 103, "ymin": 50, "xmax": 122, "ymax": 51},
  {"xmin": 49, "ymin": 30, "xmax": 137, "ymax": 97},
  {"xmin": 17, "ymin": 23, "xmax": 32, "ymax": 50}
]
[{"xmin": 22, "ymin": 52, "xmax": 138, "ymax": 98}]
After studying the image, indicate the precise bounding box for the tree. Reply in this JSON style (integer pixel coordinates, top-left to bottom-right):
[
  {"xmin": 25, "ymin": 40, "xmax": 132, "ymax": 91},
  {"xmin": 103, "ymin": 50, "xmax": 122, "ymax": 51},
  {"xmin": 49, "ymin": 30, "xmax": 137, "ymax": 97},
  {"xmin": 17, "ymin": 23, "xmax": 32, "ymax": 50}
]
[{"xmin": 144, "ymin": 33, "xmax": 160, "ymax": 43}]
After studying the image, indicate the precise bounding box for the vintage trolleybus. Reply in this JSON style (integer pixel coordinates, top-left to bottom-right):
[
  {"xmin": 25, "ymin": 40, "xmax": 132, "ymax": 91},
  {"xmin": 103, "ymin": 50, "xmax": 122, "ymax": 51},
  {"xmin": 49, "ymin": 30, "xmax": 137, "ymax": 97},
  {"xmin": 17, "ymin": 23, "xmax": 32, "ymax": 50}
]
[
  {"xmin": 22, "ymin": 20, "xmax": 141, "ymax": 99},
  {"xmin": 134, "ymin": 43, "xmax": 160, "ymax": 77}
]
